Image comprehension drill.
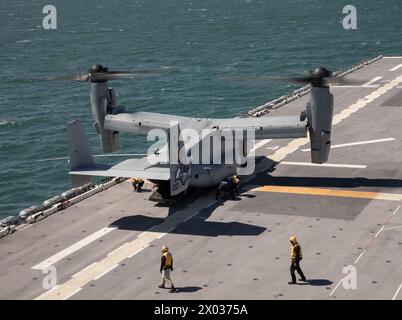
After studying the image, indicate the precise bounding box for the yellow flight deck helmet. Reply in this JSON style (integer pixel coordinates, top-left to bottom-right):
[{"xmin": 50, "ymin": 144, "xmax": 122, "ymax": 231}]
[
  {"xmin": 289, "ymin": 236, "xmax": 297, "ymax": 243},
  {"xmin": 161, "ymin": 246, "xmax": 169, "ymax": 252}
]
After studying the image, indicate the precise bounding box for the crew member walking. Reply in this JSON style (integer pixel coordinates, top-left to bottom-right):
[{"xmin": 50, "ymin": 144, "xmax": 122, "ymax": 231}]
[
  {"xmin": 288, "ymin": 236, "xmax": 307, "ymax": 284},
  {"xmin": 158, "ymin": 246, "xmax": 177, "ymax": 293}
]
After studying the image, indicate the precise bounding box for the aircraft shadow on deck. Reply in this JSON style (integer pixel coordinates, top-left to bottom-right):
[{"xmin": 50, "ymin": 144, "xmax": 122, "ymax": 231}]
[
  {"xmin": 172, "ymin": 201, "xmax": 266, "ymax": 237},
  {"xmin": 109, "ymin": 199, "xmax": 266, "ymax": 237}
]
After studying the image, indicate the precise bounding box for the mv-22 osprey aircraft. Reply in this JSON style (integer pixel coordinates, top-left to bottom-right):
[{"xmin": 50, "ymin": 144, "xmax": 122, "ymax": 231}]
[{"xmin": 57, "ymin": 64, "xmax": 348, "ymax": 203}]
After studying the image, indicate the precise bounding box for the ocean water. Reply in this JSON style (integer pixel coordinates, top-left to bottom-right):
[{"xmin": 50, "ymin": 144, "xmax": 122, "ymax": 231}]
[{"xmin": 0, "ymin": 0, "xmax": 401, "ymax": 218}]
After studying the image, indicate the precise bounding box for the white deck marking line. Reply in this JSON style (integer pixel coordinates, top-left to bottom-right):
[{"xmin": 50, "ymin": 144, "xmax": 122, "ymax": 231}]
[
  {"xmin": 72, "ymin": 262, "xmax": 98, "ymax": 278},
  {"xmin": 390, "ymin": 64, "xmax": 402, "ymax": 71},
  {"xmin": 383, "ymin": 225, "xmax": 402, "ymax": 231},
  {"xmin": 329, "ymin": 280, "xmax": 343, "ymax": 297},
  {"xmin": 301, "ymin": 138, "xmax": 396, "ymax": 152},
  {"xmin": 266, "ymin": 146, "xmax": 279, "ymax": 151},
  {"xmin": 94, "ymin": 264, "xmax": 118, "ymax": 281},
  {"xmin": 31, "ymin": 226, "xmax": 117, "ymax": 270},
  {"xmin": 331, "ymin": 74, "xmax": 402, "ymax": 126},
  {"xmin": 354, "ymin": 251, "xmax": 366, "ymax": 264},
  {"xmin": 280, "ymin": 161, "xmax": 366, "ymax": 169},
  {"xmin": 38, "ymin": 73, "xmax": 402, "ymax": 300},
  {"xmin": 157, "ymin": 227, "xmax": 176, "ymax": 238},
  {"xmin": 62, "ymin": 287, "xmax": 82, "ymax": 300},
  {"xmin": 329, "ymin": 204, "xmax": 402, "ymax": 297},
  {"xmin": 36, "ymin": 199, "xmax": 216, "ymax": 300},
  {"xmin": 374, "ymin": 225, "xmax": 385, "ymax": 238},
  {"xmin": 128, "ymin": 248, "xmax": 143, "ymax": 259},
  {"xmin": 362, "ymin": 76, "xmax": 383, "ymax": 88},
  {"xmin": 384, "ymin": 56, "xmax": 402, "ymax": 59},
  {"xmin": 392, "ymin": 283, "xmax": 402, "ymax": 300},
  {"xmin": 250, "ymin": 139, "xmax": 271, "ymax": 153},
  {"xmin": 34, "ymin": 285, "xmax": 60, "ymax": 300},
  {"xmin": 107, "ymin": 242, "xmax": 130, "ymax": 256}
]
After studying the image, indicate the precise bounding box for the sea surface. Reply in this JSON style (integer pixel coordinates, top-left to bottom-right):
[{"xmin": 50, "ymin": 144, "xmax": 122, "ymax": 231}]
[{"xmin": 0, "ymin": 0, "xmax": 401, "ymax": 218}]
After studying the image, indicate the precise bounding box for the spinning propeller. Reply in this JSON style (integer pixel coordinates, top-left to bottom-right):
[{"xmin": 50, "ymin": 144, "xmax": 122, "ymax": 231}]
[
  {"xmin": 273, "ymin": 67, "xmax": 360, "ymax": 87},
  {"xmin": 48, "ymin": 64, "xmax": 171, "ymax": 82}
]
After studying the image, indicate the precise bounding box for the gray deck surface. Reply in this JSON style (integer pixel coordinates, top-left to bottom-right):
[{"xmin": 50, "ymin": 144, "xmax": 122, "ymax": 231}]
[{"xmin": 1, "ymin": 56, "xmax": 401, "ymax": 300}]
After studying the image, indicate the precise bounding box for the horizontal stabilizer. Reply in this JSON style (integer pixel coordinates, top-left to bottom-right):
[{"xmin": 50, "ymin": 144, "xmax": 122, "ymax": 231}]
[{"xmin": 70, "ymin": 158, "xmax": 170, "ymax": 181}]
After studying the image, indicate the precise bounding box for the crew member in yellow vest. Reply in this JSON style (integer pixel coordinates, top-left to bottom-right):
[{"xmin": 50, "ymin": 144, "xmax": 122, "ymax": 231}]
[
  {"xmin": 289, "ymin": 236, "xmax": 307, "ymax": 284},
  {"xmin": 158, "ymin": 246, "xmax": 177, "ymax": 293},
  {"xmin": 130, "ymin": 178, "xmax": 144, "ymax": 192},
  {"xmin": 230, "ymin": 175, "xmax": 240, "ymax": 198}
]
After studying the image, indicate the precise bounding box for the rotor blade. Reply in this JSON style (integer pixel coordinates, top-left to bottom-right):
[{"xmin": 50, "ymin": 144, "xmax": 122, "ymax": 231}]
[
  {"xmin": 270, "ymin": 74, "xmax": 362, "ymax": 86},
  {"xmin": 107, "ymin": 67, "xmax": 171, "ymax": 75},
  {"xmin": 91, "ymin": 72, "xmax": 135, "ymax": 81},
  {"xmin": 326, "ymin": 76, "xmax": 363, "ymax": 86},
  {"xmin": 48, "ymin": 74, "xmax": 89, "ymax": 81},
  {"xmin": 93, "ymin": 72, "xmax": 162, "ymax": 81},
  {"xmin": 270, "ymin": 76, "xmax": 316, "ymax": 84},
  {"xmin": 48, "ymin": 66, "xmax": 172, "ymax": 82}
]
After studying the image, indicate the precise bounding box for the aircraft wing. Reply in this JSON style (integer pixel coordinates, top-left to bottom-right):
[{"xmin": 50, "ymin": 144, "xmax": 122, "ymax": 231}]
[
  {"xmin": 211, "ymin": 116, "xmax": 307, "ymax": 139},
  {"xmin": 105, "ymin": 111, "xmax": 307, "ymax": 140},
  {"xmin": 104, "ymin": 111, "xmax": 195, "ymax": 134}
]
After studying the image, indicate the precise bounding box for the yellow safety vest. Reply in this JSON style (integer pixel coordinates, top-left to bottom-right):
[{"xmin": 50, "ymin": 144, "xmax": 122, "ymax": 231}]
[
  {"xmin": 162, "ymin": 252, "xmax": 173, "ymax": 268},
  {"xmin": 290, "ymin": 243, "xmax": 302, "ymax": 260}
]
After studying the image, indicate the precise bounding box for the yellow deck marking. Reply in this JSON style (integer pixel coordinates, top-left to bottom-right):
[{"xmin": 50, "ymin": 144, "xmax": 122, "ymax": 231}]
[
  {"xmin": 35, "ymin": 196, "xmax": 215, "ymax": 300},
  {"xmin": 253, "ymin": 186, "xmax": 402, "ymax": 202}
]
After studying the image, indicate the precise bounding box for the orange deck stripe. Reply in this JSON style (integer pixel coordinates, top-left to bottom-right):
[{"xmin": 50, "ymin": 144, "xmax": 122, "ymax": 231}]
[{"xmin": 254, "ymin": 186, "xmax": 402, "ymax": 201}]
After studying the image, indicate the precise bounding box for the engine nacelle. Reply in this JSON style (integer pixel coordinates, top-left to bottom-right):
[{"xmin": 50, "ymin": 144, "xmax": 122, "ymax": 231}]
[
  {"xmin": 90, "ymin": 82, "xmax": 120, "ymax": 153},
  {"xmin": 306, "ymin": 86, "xmax": 334, "ymax": 164}
]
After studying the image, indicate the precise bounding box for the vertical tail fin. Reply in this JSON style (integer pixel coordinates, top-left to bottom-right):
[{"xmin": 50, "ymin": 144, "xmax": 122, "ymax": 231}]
[{"xmin": 67, "ymin": 119, "xmax": 94, "ymax": 187}]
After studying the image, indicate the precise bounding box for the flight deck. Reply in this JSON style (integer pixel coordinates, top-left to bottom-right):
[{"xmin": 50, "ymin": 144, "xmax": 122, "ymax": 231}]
[{"xmin": 0, "ymin": 56, "xmax": 401, "ymax": 300}]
